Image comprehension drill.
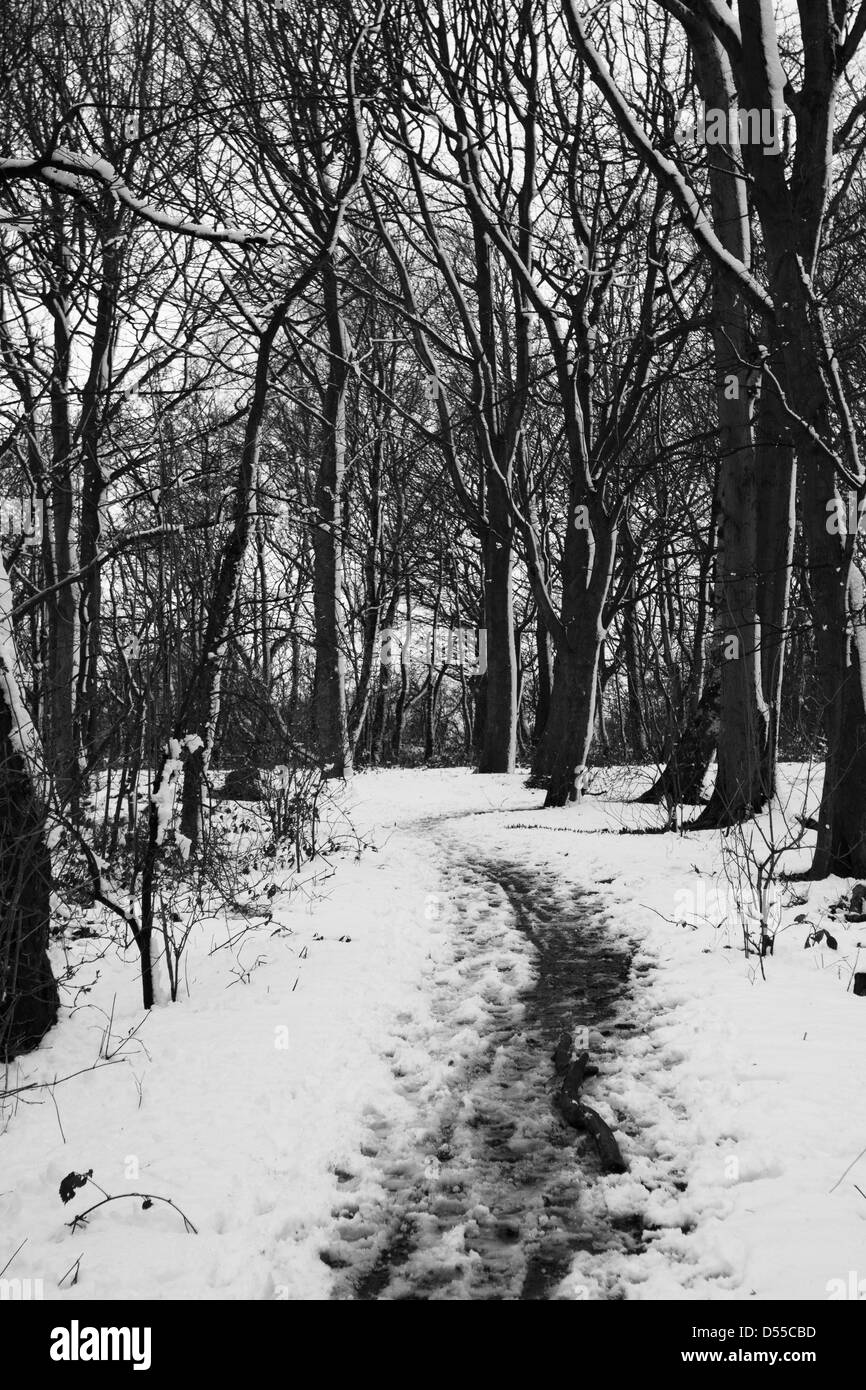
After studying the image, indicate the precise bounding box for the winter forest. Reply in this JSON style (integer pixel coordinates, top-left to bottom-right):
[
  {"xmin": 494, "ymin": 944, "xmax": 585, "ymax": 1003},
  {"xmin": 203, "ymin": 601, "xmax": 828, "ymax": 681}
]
[{"xmin": 1, "ymin": 0, "xmax": 866, "ymax": 1314}]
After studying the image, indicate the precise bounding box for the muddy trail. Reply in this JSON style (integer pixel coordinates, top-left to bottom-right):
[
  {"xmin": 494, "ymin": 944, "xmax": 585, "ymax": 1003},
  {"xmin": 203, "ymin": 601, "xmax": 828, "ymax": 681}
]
[{"xmin": 326, "ymin": 841, "xmax": 643, "ymax": 1301}]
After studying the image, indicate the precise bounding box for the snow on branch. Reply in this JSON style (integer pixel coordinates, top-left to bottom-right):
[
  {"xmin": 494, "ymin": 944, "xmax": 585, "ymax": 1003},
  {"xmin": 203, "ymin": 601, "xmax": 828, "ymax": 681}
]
[
  {"xmin": 563, "ymin": 0, "xmax": 774, "ymax": 317},
  {"xmin": 0, "ymin": 147, "xmax": 270, "ymax": 248},
  {"xmin": 682, "ymin": 0, "xmax": 743, "ymax": 50}
]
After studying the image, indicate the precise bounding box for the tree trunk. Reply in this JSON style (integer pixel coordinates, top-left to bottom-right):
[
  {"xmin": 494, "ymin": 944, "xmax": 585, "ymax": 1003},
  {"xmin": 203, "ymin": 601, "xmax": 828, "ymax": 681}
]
[
  {"xmin": 478, "ymin": 477, "xmax": 517, "ymax": 772},
  {"xmin": 531, "ymin": 650, "xmax": 566, "ymax": 783},
  {"xmin": 622, "ymin": 594, "xmax": 647, "ymax": 759},
  {"xmin": 0, "ymin": 554, "xmax": 58, "ymax": 1059},
  {"xmin": 74, "ymin": 212, "xmax": 123, "ymax": 803},
  {"xmin": 178, "ymin": 309, "xmax": 286, "ymax": 846},
  {"xmin": 542, "ymin": 520, "xmax": 617, "ymax": 806},
  {"xmin": 813, "ymin": 566, "xmax": 866, "ymax": 873},
  {"xmin": 754, "ymin": 365, "xmax": 796, "ymax": 796},
  {"xmin": 311, "ymin": 257, "xmax": 352, "ymax": 778},
  {"xmin": 691, "ymin": 29, "xmax": 769, "ymax": 827},
  {"xmin": 391, "ymin": 586, "xmax": 410, "ymax": 760},
  {"xmin": 533, "ymin": 613, "xmax": 553, "ymax": 743},
  {"xmin": 636, "ymin": 664, "xmax": 720, "ymax": 806},
  {"xmin": 734, "ymin": 0, "xmax": 858, "ymax": 874},
  {"xmin": 750, "ymin": 218, "xmax": 860, "ymax": 874},
  {"xmin": 370, "ymin": 591, "xmax": 399, "ymax": 764},
  {"xmin": 45, "ymin": 254, "xmax": 80, "ymax": 813},
  {"xmin": 543, "ymin": 638, "xmax": 604, "ymax": 807},
  {"xmin": 0, "ymin": 741, "xmax": 57, "ymax": 1059}
]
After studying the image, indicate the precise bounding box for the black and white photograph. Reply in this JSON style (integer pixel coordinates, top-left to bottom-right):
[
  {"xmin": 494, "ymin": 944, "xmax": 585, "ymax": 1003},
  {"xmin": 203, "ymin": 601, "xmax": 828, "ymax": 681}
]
[{"xmin": 0, "ymin": 0, "xmax": 864, "ymax": 1350}]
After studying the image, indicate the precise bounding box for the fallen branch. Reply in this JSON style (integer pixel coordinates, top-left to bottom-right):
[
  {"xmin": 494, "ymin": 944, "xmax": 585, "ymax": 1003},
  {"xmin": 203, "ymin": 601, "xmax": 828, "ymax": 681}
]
[
  {"xmin": 552, "ymin": 1033, "xmax": 627, "ymax": 1174},
  {"xmin": 553, "ymin": 1031, "xmax": 573, "ymax": 1075},
  {"xmin": 562, "ymin": 1051, "xmax": 591, "ymax": 1100},
  {"xmin": 577, "ymin": 1104, "xmax": 628, "ymax": 1175}
]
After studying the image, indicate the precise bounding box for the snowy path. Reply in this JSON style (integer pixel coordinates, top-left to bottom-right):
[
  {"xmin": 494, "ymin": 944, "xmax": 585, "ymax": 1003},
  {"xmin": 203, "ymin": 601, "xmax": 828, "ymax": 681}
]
[
  {"xmin": 322, "ymin": 819, "xmax": 642, "ymax": 1301},
  {"xmin": 8, "ymin": 769, "xmax": 862, "ymax": 1302}
]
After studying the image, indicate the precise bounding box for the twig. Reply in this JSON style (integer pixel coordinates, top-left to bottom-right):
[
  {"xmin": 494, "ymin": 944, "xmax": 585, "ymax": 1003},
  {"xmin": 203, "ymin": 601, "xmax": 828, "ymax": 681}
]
[
  {"xmin": 0, "ymin": 1238, "xmax": 27, "ymax": 1279},
  {"xmin": 68, "ymin": 1190, "xmax": 197, "ymax": 1234},
  {"xmin": 48, "ymin": 1084, "xmax": 66, "ymax": 1143},
  {"xmin": 0, "ymin": 1057, "xmax": 126, "ymax": 1100},
  {"xmin": 57, "ymin": 1255, "xmax": 83, "ymax": 1288},
  {"xmin": 829, "ymin": 1143, "xmax": 866, "ymax": 1194}
]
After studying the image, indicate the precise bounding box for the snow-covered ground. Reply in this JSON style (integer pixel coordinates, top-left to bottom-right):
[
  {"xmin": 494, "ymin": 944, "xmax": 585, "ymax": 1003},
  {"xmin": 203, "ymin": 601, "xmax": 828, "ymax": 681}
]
[{"xmin": 2, "ymin": 766, "xmax": 865, "ymax": 1300}]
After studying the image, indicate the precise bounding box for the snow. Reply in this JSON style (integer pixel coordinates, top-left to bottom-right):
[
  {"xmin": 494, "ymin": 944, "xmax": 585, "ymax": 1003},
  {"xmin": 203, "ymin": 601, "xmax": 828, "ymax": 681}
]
[
  {"xmin": 1, "ymin": 765, "xmax": 865, "ymax": 1300},
  {"xmin": 151, "ymin": 752, "xmax": 183, "ymax": 845},
  {"xmin": 0, "ymin": 150, "xmax": 269, "ymax": 248}
]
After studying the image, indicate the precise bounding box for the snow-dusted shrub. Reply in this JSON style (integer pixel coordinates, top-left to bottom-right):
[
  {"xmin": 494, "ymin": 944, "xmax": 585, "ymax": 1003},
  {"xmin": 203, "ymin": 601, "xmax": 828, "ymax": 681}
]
[{"xmin": 258, "ymin": 762, "xmax": 325, "ymax": 866}]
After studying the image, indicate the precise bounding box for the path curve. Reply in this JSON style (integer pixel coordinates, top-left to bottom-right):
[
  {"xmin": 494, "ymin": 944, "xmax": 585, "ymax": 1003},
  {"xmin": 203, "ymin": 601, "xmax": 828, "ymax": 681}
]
[{"xmin": 323, "ymin": 819, "xmax": 642, "ymax": 1300}]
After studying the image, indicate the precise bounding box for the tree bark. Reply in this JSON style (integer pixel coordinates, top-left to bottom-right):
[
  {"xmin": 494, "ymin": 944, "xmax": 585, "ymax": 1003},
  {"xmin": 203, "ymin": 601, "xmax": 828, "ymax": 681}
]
[
  {"xmin": 542, "ymin": 520, "xmax": 618, "ymax": 807},
  {"xmin": 311, "ymin": 256, "xmax": 352, "ymax": 778},
  {"xmin": 478, "ymin": 476, "xmax": 517, "ymax": 772},
  {"xmin": 0, "ymin": 554, "xmax": 58, "ymax": 1059},
  {"xmin": 533, "ymin": 612, "xmax": 553, "ymax": 744},
  {"xmin": 74, "ymin": 208, "xmax": 124, "ymax": 803},
  {"xmin": 543, "ymin": 639, "xmax": 605, "ymax": 807},
  {"xmin": 754, "ymin": 362, "xmax": 796, "ymax": 796},
  {"xmin": 735, "ymin": 5, "xmax": 862, "ymax": 873},
  {"xmin": 690, "ymin": 28, "xmax": 769, "ymax": 827},
  {"xmin": 45, "ymin": 230, "xmax": 80, "ymax": 813}
]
